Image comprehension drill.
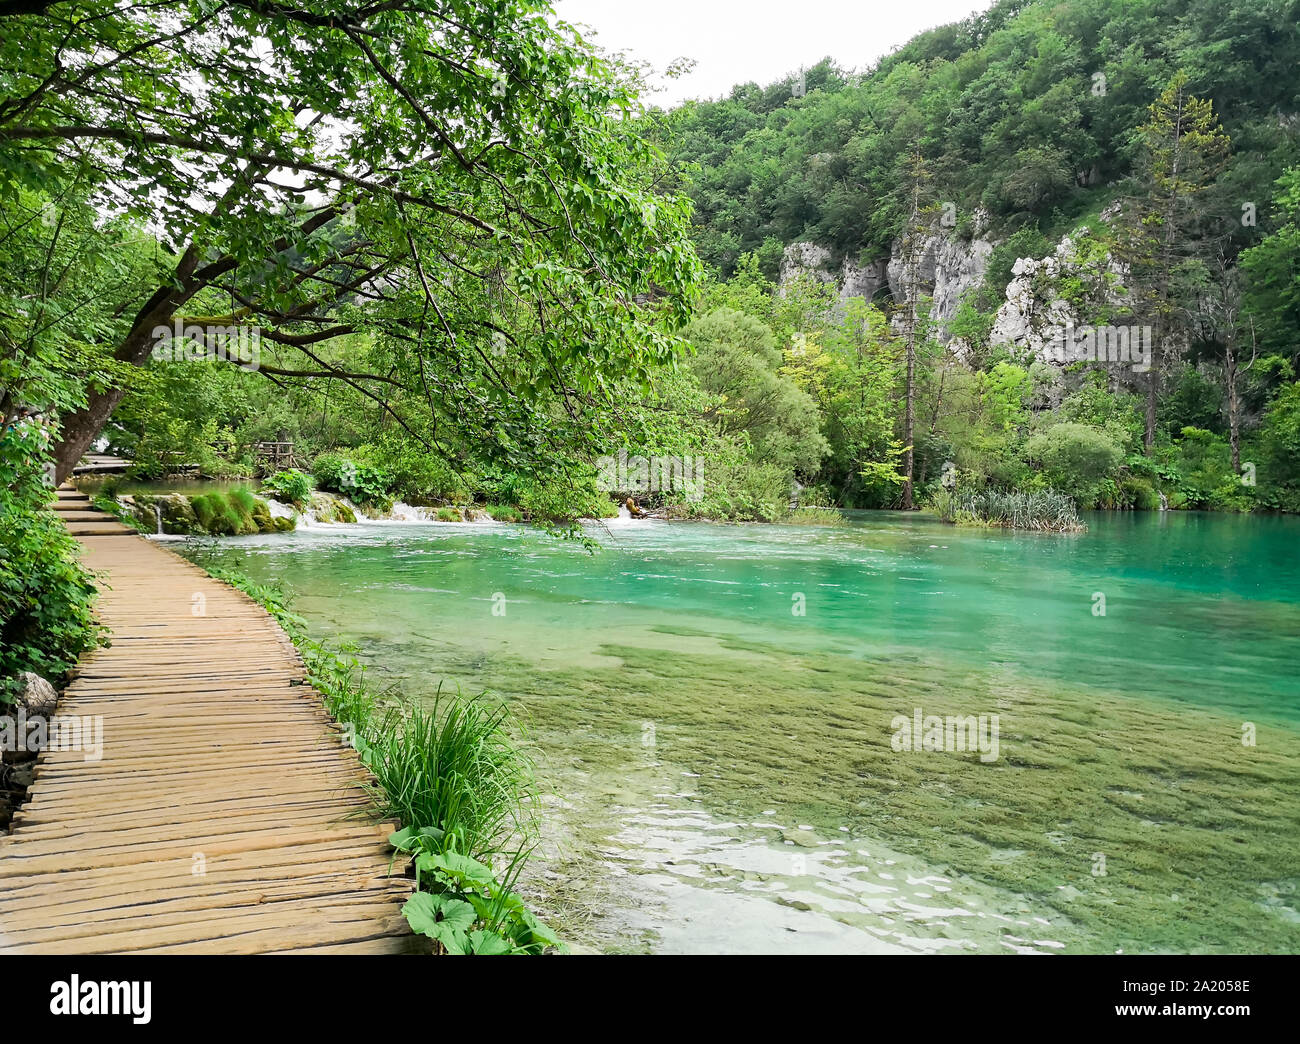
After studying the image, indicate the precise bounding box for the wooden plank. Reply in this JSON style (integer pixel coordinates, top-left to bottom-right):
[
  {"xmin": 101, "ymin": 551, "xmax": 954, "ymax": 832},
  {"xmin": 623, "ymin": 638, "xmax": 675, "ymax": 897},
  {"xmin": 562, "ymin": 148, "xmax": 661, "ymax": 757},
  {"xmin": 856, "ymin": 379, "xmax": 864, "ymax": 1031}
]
[{"xmin": 0, "ymin": 525, "xmax": 414, "ymax": 954}]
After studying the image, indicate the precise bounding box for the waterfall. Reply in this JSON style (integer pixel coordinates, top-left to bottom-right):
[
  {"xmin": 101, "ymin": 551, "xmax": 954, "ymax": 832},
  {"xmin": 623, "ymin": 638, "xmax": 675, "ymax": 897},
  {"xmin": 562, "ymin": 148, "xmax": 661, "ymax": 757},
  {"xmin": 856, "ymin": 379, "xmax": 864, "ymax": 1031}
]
[
  {"xmin": 1159, "ymin": 491, "xmax": 1169, "ymax": 512},
  {"xmin": 153, "ymin": 503, "xmax": 163, "ymax": 535}
]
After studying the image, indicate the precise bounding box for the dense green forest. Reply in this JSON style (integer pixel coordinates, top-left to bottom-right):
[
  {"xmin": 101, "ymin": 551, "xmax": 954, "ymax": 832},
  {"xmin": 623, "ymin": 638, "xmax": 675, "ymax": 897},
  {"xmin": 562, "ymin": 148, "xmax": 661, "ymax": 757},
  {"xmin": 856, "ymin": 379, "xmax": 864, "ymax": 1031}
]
[{"xmin": 4, "ymin": 0, "xmax": 1300, "ymax": 686}]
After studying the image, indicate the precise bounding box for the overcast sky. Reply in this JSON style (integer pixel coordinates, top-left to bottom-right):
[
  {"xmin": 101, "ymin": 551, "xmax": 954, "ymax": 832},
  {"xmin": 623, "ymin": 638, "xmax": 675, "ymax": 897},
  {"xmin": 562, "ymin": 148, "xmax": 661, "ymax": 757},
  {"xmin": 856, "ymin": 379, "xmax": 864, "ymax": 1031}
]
[{"xmin": 554, "ymin": 0, "xmax": 996, "ymax": 107}]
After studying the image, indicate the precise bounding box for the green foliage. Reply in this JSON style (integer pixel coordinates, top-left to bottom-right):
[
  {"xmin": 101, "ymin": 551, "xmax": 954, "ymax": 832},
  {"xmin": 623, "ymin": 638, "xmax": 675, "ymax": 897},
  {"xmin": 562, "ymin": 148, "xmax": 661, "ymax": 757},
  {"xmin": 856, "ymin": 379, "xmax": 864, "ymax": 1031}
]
[
  {"xmin": 261, "ymin": 470, "xmax": 314, "ymax": 508},
  {"xmin": 1240, "ymin": 167, "xmax": 1300, "ymax": 357},
  {"xmin": 516, "ymin": 475, "xmax": 617, "ymax": 524},
  {"xmin": 684, "ymin": 308, "xmax": 829, "ymax": 478},
  {"xmin": 1169, "ymin": 427, "xmax": 1254, "ymax": 511},
  {"xmin": 670, "ymin": 2, "xmax": 1299, "ymax": 273},
  {"xmin": 0, "ymin": 426, "xmax": 101, "ymax": 695},
  {"xmin": 313, "ymin": 453, "xmax": 393, "ymax": 509},
  {"xmin": 365, "ymin": 692, "xmax": 536, "ymax": 863},
  {"xmin": 482, "ymin": 504, "xmax": 522, "ymax": 523},
  {"xmin": 393, "ymin": 833, "xmax": 563, "ymax": 955},
  {"xmin": 435, "ymin": 507, "xmax": 462, "ymax": 523},
  {"xmin": 1023, "ymin": 423, "xmax": 1124, "ymax": 506}
]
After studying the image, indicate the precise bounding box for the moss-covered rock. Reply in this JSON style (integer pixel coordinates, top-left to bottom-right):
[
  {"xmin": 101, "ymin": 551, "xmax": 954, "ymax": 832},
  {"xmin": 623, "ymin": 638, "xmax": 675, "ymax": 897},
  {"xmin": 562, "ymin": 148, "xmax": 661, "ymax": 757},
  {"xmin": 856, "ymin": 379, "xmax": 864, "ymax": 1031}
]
[
  {"xmin": 250, "ymin": 497, "xmax": 277, "ymax": 533},
  {"xmin": 310, "ymin": 492, "xmax": 357, "ymax": 524},
  {"xmin": 133, "ymin": 494, "xmax": 202, "ymax": 535}
]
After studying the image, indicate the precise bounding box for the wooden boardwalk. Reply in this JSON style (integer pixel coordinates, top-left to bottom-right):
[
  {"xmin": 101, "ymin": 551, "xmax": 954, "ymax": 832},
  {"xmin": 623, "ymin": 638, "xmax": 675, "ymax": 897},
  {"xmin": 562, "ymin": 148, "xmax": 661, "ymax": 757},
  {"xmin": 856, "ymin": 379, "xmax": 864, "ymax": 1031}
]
[{"xmin": 0, "ymin": 489, "xmax": 417, "ymax": 953}]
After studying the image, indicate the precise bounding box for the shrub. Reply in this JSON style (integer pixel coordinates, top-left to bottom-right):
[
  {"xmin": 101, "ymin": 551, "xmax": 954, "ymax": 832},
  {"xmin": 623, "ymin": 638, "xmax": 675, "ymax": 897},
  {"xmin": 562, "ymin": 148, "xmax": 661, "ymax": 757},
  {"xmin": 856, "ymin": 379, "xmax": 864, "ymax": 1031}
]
[
  {"xmin": 482, "ymin": 503, "xmax": 521, "ymax": 523},
  {"xmin": 0, "ymin": 428, "xmax": 101, "ymax": 697},
  {"xmin": 517, "ymin": 475, "xmax": 617, "ymax": 522},
  {"xmin": 1023, "ymin": 423, "xmax": 1123, "ymax": 506},
  {"xmin": 784, "ymin": 506, "xmax": 848, "ymax": 526},
  {"xmin": 1172, "ymin": 427, "xmax": 1253, "ymax": 511},
  {"xmin": 313, "ymin": 452, "xmax": 393, "ymax": 508},
  {"xmin": 435, "ymin": 507, "xmax": 462, "ymax": 522},
  {"xmin": 261, "ymin": 469, "xmax": 314, "ymax": 507}
]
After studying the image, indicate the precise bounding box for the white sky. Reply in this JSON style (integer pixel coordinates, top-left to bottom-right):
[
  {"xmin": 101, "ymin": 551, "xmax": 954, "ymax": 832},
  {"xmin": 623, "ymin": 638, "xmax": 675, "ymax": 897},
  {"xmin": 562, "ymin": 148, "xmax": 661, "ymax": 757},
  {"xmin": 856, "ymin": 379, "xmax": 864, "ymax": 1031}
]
[{"xmin": 554, "ymin": 0, "xmax": 996, "ymax": 107}]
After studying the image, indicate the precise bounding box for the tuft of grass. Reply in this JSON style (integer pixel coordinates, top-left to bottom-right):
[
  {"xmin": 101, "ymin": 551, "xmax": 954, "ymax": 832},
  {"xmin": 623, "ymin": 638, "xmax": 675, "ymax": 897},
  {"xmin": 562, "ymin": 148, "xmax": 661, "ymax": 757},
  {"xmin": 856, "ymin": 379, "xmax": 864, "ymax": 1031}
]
[
  {"xmin": 365, "ymin": 690, "xmax": 537, "ymax": 861},
  {"xmin": 932, "ymin": 488, "xmax": 1086, "ymax": 532},
  {"xmin": 482, "ymin": 503, "xmax": 522, "ymax": 523},
  {"xmin": 435, "ymin": 506, "xmax": 462, "ymax": 522},
  {"xmin": 783, "ymin": 506, "xmax": 848, "ymax": 527},
  {"xmin": 228, "ymin": 487, "xmax": 257, "ymax": 514}
]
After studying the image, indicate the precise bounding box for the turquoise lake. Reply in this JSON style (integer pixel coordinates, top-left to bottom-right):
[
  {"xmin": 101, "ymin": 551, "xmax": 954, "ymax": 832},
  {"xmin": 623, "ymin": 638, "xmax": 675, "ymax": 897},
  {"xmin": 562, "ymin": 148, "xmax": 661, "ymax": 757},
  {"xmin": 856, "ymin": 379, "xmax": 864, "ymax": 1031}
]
[{"xmin": 179, "ymin": 510, "xmax": 1300, "ymax": 954}]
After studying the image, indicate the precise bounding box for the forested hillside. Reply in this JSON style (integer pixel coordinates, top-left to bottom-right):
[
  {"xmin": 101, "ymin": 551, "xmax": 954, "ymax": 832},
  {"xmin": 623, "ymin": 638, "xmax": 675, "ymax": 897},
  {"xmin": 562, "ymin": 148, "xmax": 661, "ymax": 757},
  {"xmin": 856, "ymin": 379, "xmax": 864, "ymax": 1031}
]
[
  {"xmin": 653, "ymin": 0, "xmax": 1300, "ymax": 515},
  {"xmin": 670, "ymin": 0, "xmax": 1300, "ymax": 278}
]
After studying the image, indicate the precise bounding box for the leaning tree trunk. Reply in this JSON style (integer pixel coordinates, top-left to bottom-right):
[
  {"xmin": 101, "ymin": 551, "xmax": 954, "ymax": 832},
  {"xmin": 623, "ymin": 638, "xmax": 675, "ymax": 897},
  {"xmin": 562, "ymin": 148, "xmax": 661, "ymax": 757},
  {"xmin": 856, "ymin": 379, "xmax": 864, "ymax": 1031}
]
[{"xmin": 51, "ymin": 292, "xmax": 190, "ymax": 484}]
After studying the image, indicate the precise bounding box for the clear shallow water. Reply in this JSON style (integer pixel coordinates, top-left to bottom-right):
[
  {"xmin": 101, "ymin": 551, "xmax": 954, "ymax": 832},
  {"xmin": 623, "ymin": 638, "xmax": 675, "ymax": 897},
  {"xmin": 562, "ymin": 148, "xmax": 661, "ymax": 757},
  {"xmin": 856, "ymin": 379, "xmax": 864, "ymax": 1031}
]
[{"xmin": 179, "ymin": 511, "xmax": 1300, "ymax": 953}]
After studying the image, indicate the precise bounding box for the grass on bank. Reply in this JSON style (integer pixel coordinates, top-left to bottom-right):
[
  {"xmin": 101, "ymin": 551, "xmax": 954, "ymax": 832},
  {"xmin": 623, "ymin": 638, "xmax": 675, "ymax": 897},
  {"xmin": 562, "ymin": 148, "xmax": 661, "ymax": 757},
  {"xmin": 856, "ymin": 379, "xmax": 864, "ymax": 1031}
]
[
  {"xmin": 202, "ymin": 563, "xmax": 562, "ymax": 955},
  {"xmin": 783, "ymin": 505, "xmax": 848, "ymax": 527},
  {"xmin": 931, "ymin": 488, "xmax": 1086, "ymax": 532}
]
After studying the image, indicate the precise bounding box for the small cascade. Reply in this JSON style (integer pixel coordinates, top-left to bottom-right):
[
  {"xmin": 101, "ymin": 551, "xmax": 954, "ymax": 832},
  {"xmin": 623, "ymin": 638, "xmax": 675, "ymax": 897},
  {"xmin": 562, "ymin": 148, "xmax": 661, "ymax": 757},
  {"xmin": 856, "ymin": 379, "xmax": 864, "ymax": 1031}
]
[
  {"xmin": 1159, "ymin": 491, "xmax": 1169, "ymax": 512},
  {"xmin": 152, "ymin": 503, "xmax": 163, "ymax": 536},
  {"xmin": 390, "ymin": 501, "xmax": 436, "ymax": 522}
]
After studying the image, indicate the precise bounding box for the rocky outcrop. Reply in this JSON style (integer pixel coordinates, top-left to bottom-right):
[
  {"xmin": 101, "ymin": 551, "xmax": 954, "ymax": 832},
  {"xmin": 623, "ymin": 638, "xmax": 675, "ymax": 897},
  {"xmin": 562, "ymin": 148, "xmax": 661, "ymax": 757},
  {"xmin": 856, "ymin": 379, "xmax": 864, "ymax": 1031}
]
[
  {"xmin": 989, "ymin": 232, "xmax": 1129, "ymax": 357},
  {"xmin": 886, "ymin": 232, "xmax": 994, "ymax": 325},
  {"xmin": 780, "ymin": 242, "xmax": 890, "ymax": 305},
  {"xmin": 779, "ymin": 211, "xmax": 996, "ymax": 334}
]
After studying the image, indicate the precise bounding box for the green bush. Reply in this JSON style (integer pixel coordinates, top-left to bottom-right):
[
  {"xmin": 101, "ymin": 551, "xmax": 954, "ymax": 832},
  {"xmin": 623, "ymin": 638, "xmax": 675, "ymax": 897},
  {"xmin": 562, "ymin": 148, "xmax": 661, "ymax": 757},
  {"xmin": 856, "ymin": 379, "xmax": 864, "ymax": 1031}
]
[
  {"xmin": 482, "ymin": 503, "xmax": 522, "ymax": 523},
  {"xmin": 784, "ymin": 506, "xmax": 848, "ymax": 526},
  {"xmin": 1171, "ymin": 427, "xmax": 1254, "ymax": 511},
  {"xmin": 261, "ymin": 469, "xmax": 314, "ymax": 507},
  {"xmin": 1023, "ymin": 423, "xmax": 1123, "ymax": 507},
  {"xmin": 0, "ymin": 428, "xmax": 101, "ymax": 697},
  {"xmin": 435, "ymin": 507, "xmax": 462, "ymax": 522},
  {"xmin": 517, "ymin": 475, "xmax": 617, "ymax": 523},
  {"xmin": 313, "ymin": 452, "xmax": 394, "ymax": 508}
]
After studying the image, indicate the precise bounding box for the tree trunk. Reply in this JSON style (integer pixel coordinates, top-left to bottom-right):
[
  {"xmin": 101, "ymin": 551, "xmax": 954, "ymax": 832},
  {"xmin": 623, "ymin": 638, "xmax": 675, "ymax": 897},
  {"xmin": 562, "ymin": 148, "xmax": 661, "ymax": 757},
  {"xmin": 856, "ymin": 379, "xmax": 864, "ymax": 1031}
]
[
  {"xmin": 1145, "ymin": 347, "xmax": 1159, "ymax": 454},
  {"xmin": 1226, "ymin": 337, "xmax": 1241, "ymax": 474},
  {"xmin": 51, "ymin": 293, "xmax": 191, "ymax": 484},
  {"xmin": 902, "ymin": 338, "xmax": 916, "ymax": 509}
]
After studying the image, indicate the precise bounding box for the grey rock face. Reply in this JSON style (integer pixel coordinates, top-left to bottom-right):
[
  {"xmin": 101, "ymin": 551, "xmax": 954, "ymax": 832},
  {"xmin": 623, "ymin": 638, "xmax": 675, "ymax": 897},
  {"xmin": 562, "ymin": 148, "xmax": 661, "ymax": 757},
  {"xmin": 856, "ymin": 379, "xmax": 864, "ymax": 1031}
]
[{"xmin": 781, "ymin": 224, "xmax": 994, "ymax": 334}]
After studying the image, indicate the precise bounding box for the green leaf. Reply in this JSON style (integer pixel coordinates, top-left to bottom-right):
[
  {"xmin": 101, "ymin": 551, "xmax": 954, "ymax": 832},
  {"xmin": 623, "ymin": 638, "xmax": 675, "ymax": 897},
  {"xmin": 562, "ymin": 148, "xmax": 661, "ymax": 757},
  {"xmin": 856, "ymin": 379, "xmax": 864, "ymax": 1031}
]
[{"xmin": 467, "ymin": 929, "xmax": 514, "ymax": 955}]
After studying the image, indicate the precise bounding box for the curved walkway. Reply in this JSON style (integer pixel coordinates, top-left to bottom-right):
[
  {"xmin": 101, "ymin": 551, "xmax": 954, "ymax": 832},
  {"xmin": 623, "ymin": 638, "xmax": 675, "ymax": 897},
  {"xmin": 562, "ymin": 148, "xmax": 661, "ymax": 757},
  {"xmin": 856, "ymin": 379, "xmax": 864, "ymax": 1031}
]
[{"xmin": 0, "ymin": 489, "xmax": 416, "ymax": 953}]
